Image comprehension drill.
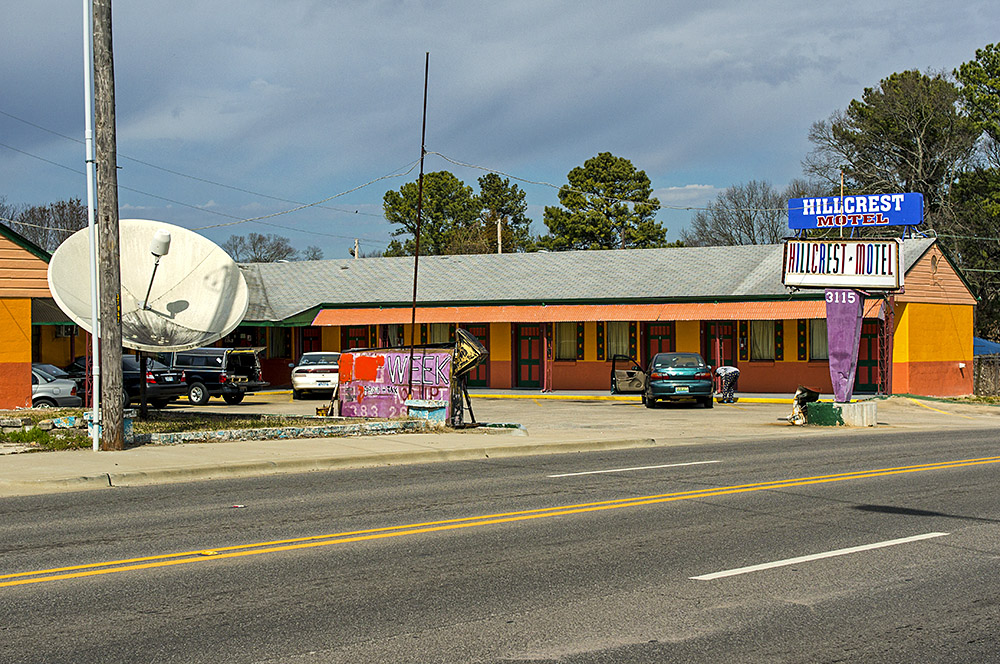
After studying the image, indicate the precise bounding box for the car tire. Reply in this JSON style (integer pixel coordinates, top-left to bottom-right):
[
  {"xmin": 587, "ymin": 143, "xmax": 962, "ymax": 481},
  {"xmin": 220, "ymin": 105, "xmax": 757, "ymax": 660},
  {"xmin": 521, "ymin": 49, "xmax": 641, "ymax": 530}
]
[
  {"xmin": 644, "ymin": 395, "xmax": 656, "ymax": 408},
  {"xmin": 703, "ymin": 396, "xmax": 714, "ymax": 409},
  {"xmin": 292, "ymin": 389, "xmax": 301, "ymax": 400},
  {"xmin": 33, "ymin": 397, "xmax": 56, "ymax": 408},
  {"xmin": 222, "ymin": 392, "xmax": 245, "ymax": 405},
  {"xmin": 188, "ymin": 382, "xmax": 210, "ymax": 406}
]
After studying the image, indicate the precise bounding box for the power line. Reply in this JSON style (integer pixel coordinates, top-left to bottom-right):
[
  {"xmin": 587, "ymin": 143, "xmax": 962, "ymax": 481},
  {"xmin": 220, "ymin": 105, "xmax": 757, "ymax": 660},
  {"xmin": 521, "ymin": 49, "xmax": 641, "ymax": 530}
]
[
  {"xmin": 0, "ymin": 108, "xmax": 388, "ymax": 219},
  {"xmin": 0, "ymin": 139, "xmax": 396, "ymax": 244}
]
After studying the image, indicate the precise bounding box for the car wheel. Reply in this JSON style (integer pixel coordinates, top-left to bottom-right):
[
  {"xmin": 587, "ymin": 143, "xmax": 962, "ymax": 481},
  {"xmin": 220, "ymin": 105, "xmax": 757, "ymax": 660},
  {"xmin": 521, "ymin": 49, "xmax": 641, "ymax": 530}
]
[
  {"xmin": 644, "ymin": 394, "xmax": 656, "ymax": 408},
  {"xmin": 292, "ymin": 389, "xmax": 301, "ymax": 400},
  {"xmin": 33, "ymin": 397, "xmax": 56, "ymax": 408},
  {"xmin": 188, "ymin": 382, "xmax": 210, "ymax": 406},
  {"xmin": 222, "ymin": 392, "xmax": 245, "ymax": 405},
  {"xmin": 703, "ymin": 396, "xmax": 714, "ymax": 409}
]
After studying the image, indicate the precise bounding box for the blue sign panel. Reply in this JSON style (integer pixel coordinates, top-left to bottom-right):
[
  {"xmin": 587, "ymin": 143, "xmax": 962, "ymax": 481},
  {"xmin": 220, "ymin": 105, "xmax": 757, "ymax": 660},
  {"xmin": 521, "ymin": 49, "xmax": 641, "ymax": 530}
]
[{"xmin": 788, "ymin": 193, "xmax": 923, "ymax": 229}]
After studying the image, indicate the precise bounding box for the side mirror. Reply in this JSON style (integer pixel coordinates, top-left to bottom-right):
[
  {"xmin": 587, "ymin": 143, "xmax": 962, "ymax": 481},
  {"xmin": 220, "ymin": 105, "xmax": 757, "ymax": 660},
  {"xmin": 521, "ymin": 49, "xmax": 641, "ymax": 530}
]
[{"xmin": 288, "ymin": 362, "xmax": 295, "ymax": 368}]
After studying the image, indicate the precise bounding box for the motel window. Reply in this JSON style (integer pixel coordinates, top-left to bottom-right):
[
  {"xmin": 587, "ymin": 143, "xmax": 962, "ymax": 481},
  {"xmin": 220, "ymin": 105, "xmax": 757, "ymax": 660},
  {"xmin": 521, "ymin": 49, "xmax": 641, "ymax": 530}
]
[
  {"xmin": 428, "ymin": 323, "xmax": 451, "ymax": 344},
  {"xmin": 385, "ymin": 324, "xmax": 404, "ymax": 347},
  {"xmin": 810, "ymin": 319, "xmax": 829, "ymax": 360},
  {"xmin": 267, "ymin": 327, "xmax": 292, "ymax": 359},
  {"xmin": 607, "ymin": 321, "xmax": 630, "ymax": 358},
  {"xmin": 750, "ymin": 320, "xmax": 775, "ymax": 361},
  {"xmin": 554, "ymin": 322, "xmax": 577, "ymax": 360}
]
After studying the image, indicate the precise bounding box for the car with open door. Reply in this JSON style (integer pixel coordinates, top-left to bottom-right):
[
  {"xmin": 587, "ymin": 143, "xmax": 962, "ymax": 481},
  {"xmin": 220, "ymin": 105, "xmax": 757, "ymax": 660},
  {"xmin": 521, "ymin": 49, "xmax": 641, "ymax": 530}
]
[{"xmin": 610, "ymin": 354, "xmax": 647, "ymax": 395}]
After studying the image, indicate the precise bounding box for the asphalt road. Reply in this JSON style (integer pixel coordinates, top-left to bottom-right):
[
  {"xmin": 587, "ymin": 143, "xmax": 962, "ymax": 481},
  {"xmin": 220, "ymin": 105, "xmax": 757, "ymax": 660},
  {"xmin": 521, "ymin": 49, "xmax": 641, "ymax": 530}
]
[{"xmin": 2, "ymin": 427, "xmax": 999, "ymax": 663}]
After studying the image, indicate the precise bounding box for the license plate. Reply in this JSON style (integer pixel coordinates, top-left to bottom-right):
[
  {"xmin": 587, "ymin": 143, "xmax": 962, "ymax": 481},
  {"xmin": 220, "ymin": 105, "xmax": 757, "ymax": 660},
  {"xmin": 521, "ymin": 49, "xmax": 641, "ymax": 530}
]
[
  {"xmin": 162, "ymin": 376, "xmax": 175, "ymax": 382},
  {"xmin": 317, "ymin": 381, "xmax": 329, "ymax": 386},
  {"xmin": 675, "ymin": 385, "xmax": 689, "ymax": 393}
]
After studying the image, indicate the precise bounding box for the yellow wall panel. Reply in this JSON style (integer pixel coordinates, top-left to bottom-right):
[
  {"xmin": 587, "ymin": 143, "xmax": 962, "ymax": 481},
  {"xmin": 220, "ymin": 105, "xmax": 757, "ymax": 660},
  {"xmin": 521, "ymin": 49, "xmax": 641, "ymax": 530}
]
[
  {"xmin": 323, "ymin": 326, "xmax": 340, "ymax": 351},
  {"xmin": 490, "ymin": 323, "xmax": 511, "ymax": 361},
  {"xmin": 892, "ymin": 303, "xmax": 910, "ymax": 363},
  {"xmin": 0, "ymin": 298, "xmax": 31, "ymax": 362},
  {"xmin": 903, "ymin": 303, "xmax": 972, "ymax": 363},
  {"xmin": 584, "ymin": 321, "xmax": 598, "ymax": 361},
  {"xmin": 675, "ymin": 320, "xmax": 700, "ymax": 352}
]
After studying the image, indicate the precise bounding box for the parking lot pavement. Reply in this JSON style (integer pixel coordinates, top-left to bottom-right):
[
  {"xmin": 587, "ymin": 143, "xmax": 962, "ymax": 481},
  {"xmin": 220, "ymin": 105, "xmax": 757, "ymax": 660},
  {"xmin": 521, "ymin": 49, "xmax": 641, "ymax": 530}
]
[{"xmin": 172, "ymin": 389, "xmax": 1000, "ymax": 443}]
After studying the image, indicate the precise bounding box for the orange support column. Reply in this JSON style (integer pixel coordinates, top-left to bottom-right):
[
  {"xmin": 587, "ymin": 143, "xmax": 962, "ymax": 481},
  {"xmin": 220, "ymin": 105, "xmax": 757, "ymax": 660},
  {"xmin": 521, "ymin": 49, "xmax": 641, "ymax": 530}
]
[{"xmin": 0, "ymin": 298, "xmax": 32, "ymax": 409}]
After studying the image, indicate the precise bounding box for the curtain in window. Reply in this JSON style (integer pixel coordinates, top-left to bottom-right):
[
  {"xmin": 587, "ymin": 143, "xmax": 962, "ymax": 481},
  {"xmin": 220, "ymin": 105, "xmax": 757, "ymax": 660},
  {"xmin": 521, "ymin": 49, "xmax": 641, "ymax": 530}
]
[
  {"xmin": 607, "ymin": 321, "xmax": 630, "ymax": 358},
  {"xmin": 554, "ymin": 322, "xmax": 577, "ymax": 360},
  {"xmin": 809, "ymin": 319, "xmax": 829, "ymax": 360},
  {"xmin": 750, "ymin": 320, "xmax": 775, "ymax": 360},
  {"xmin": 428, "ymin": 323, "xmax": 450, "ymax": 344}
]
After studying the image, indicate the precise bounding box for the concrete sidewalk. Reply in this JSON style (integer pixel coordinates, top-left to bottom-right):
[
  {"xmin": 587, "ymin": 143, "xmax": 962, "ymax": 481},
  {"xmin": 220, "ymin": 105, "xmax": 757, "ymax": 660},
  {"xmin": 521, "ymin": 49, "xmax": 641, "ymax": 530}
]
[{"xmin": 1, "ymin": 394, "xmax": 996, "ymax": 498}]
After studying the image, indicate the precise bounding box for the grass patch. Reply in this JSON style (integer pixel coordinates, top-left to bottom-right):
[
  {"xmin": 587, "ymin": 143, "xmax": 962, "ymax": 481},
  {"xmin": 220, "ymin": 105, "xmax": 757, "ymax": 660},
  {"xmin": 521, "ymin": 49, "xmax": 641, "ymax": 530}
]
[
  {"xmin": 0, "ymin": 424, "xmax": 91, "ymax": 451},
  {"xmin": 0, "ymin": 408, "xmax": 323, "ymax": 451}
]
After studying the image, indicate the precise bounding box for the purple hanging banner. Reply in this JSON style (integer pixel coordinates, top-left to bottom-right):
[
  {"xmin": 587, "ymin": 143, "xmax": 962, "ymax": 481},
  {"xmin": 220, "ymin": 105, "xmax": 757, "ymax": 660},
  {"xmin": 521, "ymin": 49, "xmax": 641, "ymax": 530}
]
[{"xmin": 826, "ymin": 289, "xmax": 864, "ymax": 403}]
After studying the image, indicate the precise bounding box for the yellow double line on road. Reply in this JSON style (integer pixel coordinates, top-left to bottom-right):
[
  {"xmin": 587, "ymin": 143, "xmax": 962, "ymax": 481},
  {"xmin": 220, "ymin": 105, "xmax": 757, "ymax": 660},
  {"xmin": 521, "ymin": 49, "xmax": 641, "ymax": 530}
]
[{"xmin": 4, "ymin": 455, "xmax": 1000, "ymax": 589}]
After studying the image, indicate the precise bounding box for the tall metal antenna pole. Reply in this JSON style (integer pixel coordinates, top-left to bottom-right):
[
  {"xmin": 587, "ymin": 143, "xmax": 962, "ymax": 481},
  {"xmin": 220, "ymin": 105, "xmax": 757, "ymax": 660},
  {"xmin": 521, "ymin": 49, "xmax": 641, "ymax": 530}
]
[
  {"xmin": 82, "ymin": 0, "xmax": 101, "ymax": 451},
  {"xmin": 408, "ymin": 52, "xmax": 429, "ymax": 397}
]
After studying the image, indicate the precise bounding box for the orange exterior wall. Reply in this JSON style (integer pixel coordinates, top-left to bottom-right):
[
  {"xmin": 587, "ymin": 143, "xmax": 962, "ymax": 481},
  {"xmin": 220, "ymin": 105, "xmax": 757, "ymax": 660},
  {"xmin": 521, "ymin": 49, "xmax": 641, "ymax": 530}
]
[
  {"xmin": 0, "ymin": 298, "xmax": 32, "ymax": 408},
  {"xmin": 892, "ymin": 302, "xmax": 973, "ymax": 396}
]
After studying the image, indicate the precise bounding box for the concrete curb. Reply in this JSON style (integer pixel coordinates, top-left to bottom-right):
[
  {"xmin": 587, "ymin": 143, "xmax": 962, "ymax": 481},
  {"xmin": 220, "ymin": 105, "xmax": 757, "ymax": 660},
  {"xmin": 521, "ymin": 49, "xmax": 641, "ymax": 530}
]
[{"xmin": 1, "ymin": 437, "xmax": 658, "ymax": 494}]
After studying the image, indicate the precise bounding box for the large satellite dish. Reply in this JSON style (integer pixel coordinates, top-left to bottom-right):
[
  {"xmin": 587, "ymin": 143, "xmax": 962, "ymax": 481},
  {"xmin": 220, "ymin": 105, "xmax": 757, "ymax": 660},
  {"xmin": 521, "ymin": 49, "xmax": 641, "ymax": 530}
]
[{"xmin": 48, "ymin": 219, "xmax": 249, "ymax": 352}]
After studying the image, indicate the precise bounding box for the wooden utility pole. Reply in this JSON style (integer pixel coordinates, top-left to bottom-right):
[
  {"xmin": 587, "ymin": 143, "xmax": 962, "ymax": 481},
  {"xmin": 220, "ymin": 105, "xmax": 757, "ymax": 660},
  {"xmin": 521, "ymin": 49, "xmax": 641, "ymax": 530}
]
[{"xmin": 93, "ymin": 0, "xmax": 124, "ymax": 450}]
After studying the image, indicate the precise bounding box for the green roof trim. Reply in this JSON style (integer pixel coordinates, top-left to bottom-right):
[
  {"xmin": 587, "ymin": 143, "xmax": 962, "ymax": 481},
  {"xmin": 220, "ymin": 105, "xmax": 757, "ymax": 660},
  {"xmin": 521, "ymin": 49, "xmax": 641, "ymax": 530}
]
[{"xmin": 0, "ymin": 223, "xmax": 51, "ymax": 262}]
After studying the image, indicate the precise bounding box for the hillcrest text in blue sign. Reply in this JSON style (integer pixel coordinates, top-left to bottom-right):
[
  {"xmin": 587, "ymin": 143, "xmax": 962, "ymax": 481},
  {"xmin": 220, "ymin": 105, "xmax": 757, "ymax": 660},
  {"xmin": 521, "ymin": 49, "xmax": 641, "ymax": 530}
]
[{"xmin": 787, "ymin": 193, "xmax": 923, "ymax": 230}]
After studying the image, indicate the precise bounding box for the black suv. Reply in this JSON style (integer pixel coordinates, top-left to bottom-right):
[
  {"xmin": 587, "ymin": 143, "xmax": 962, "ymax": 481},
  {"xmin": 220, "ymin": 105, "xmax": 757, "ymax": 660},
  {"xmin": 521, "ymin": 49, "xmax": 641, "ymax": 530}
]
[
  {"xmin": 64, "ymin": 355, "xmax": 187, "ymax": 409},
  {"xmin": 156, "ymin": 347, "xmax": 269, "ymax": 405}
]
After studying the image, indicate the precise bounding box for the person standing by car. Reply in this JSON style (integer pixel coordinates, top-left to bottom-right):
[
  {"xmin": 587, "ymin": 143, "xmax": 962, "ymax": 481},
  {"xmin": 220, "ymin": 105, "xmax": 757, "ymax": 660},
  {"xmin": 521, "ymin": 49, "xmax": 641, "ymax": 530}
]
[{"xmin": 715, "ymin": 365, "xmax": 740, "ymax": 403}]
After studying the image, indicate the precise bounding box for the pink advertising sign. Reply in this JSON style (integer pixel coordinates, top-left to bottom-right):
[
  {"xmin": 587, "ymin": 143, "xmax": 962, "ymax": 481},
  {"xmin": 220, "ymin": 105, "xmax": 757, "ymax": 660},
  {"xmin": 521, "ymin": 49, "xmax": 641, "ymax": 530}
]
[{"xmin": 338, "ymin": 348, "xmax": 454, "ymax": 419}]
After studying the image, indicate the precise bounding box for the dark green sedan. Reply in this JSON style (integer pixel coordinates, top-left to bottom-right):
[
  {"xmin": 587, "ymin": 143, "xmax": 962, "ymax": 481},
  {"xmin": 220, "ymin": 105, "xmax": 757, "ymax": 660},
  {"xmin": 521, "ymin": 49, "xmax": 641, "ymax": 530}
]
[{"xmin": 643, "ymin": 352, "xmax": 714, "ymax": 408}]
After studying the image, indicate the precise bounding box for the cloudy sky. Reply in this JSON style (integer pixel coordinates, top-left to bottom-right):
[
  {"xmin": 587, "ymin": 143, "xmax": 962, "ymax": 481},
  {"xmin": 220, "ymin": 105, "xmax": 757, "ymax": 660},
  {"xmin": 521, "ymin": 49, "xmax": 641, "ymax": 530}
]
[{"xmin": 2, "ymin": 0, "xmax": 997, "ymax": 258}]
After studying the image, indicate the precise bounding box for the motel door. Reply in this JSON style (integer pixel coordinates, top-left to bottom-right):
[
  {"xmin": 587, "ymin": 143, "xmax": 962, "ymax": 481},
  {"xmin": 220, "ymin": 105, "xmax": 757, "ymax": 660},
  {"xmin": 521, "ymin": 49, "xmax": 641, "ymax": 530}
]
[
  {"xmin": 301, "ymin": 326, "xmax": 322, "ymax": 353},
  {"xmin": 515, "ymin": 324, "xmax": 543, "ymax": 388},
  {"xmin": 460, "ymin": 323, "xmax": 490, "ymax": 387},
  {"xmin": 854, "ymin": 320, "xmax": 880, "ymax": 393},
  {"xmin": 701, "ymin": 321, "xmax": 736, "ymax": 368},
  {"xmin": 643, "ymin": 322, "xmax": 675, "ymax": 366},
  {"xmin": 341, "ymin": 325, "xmax": 369, "ymax": 351}
]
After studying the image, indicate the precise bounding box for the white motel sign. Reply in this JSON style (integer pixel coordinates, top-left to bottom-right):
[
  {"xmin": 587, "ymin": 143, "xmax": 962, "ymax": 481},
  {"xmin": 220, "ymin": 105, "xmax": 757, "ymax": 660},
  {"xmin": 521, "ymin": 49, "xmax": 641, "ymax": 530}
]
[{"xmin": 782, "ymin": 238, "xmax": 903, "ymax": 290}]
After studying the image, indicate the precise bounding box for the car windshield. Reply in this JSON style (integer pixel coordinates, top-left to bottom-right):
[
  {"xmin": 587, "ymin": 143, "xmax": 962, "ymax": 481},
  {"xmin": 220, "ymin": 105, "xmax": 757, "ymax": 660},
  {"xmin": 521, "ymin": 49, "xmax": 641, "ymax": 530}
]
[
  {"xmin": 35, "ymin": 363, "xmax": 69, "ymax": 378},
  {"xmin": 653, "ymin": 353, "xmax": 706, "ymax": 370},
  {"xmin": 33, "ymin": 368, "xmax": 55, "ymax": 382},
  {"xmin": 299, "ymin": 353, "xmax": 340, "ymax": 366},
  {"xmin": 122, "ymin": 356, "xmax": 170, "ymax": 371}
]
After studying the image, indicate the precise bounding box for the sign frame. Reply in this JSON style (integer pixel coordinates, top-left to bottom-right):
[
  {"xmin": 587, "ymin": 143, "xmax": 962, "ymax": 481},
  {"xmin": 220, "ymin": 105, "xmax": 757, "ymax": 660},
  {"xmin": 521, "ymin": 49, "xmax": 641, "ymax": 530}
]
[{"xmin": 782, "ymin": 238, "xmax": 903, "ymax": 290}]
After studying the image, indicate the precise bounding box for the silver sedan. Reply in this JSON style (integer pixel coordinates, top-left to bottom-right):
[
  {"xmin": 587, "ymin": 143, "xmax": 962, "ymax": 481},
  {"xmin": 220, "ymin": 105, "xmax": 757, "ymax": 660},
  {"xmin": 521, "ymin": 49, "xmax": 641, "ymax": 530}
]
[{"xmin": 31, "ymin": 367, "xmax": 83, "ymax": 408}]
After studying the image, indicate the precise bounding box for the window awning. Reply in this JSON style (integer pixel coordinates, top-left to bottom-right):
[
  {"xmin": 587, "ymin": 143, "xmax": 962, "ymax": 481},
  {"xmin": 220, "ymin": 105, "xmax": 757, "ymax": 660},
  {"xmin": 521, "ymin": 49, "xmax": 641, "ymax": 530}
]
[{"xmin": 311, "ymin": 300, "xmax": 885, "ymax": 326}]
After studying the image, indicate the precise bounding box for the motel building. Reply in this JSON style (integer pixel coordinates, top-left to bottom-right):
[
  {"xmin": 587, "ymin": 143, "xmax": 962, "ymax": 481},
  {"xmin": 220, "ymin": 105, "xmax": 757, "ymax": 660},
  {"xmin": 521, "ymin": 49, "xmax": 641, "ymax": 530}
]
[{"xmin": 1, "ymin": 221, "xmax": 975, "ymax": 409}]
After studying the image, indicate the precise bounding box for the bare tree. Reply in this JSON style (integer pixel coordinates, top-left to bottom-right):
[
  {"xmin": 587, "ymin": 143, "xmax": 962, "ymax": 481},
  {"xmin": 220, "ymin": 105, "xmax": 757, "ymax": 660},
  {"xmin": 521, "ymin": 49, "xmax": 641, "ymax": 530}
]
[
  {"xmin": 2, "ymin": 198, "xmax": 87, "ymax": 251},
  {"xmin": 680, "ymin": 180, "xmax": 790, "ymax": 246},
  {"xmin": 300, "ymin": 245, "xmax": 324, "ymax": 260},
  {"xmin": 222, "ymin": 232, "xmax": 300, "ymax": 263}
]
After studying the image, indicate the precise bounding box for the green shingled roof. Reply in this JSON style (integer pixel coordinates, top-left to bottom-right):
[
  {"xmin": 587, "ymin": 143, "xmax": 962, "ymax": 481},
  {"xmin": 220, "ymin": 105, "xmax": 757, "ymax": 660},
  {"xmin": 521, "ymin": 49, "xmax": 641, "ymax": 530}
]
[{"xmin": 240, "ymin": 238, "xmax": 939, "ymax": 323}]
